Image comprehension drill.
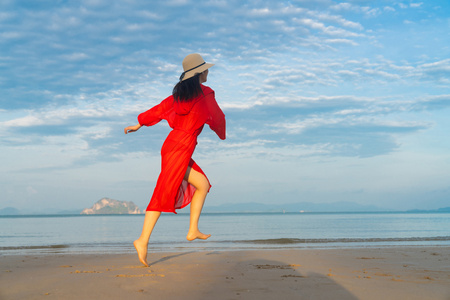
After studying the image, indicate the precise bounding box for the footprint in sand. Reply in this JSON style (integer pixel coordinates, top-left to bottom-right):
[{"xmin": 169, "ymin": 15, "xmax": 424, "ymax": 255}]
[
  {"xmin": 115, "ymin": 274, "xmax": 165, "ymax": 278},
  {"xmin": 71, "ymin": 270, "xmax": 102, "ymax": 274}
]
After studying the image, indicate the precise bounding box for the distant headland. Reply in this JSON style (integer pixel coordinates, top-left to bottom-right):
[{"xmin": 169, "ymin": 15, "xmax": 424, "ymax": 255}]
[{"xmin": 80, "ymin": 198, "xmax": 142, "ymax": 215}]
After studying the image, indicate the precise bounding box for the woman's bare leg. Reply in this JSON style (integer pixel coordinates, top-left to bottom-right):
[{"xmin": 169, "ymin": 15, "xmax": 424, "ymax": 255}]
[
  {"xmin": 184, "ymin": 166, "xmax": 211, "ymax": 241},
  {"xmin": 134, "ymin": 211, "xmax": 161, "ymax": 267}
]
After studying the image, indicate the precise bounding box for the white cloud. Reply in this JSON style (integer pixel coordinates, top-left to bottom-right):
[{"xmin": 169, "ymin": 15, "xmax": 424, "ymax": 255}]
[
  {"xmin": 250, "ymin": 8, "xmax": 271, "ymax": 16},
  {"xmin": 410, "ymin": 3, "xmax": 423, "ymax": 8},
  {"xmin": 418, "ymin": 59, "xmax": 450, "ymax": 83},
  {"xmin": 61, "ymin": 52, "xmax": 90, "ymax": 61},
  {"xmin": 325, "ymin": 38, "xmax": 358, "ymax": 46},
  {"xmin": 330, "ymin": 3, "xmax": 354, "ymax": 11},
  {"xmin": 294, "ymin": 18, "xmax": 363, "ymax": 37},
  {"xmin": 164, "ymin": 0, "xmax": 190, "ymax": 6},
  {"xmin": 309, "ymin": 11, "xmax": 364, "ymax": 30},
  {"xmin": 2, "ymin": 115, "xmax": 44, "ymax": 127},
  {"xmin": 272, "ymin": 116, "xmax": 343, "ymax": 134},
  {"xmin": 0, "ymin": 31, "xmax": 22, "ymax": 39},
  {"xmin": 0, "ymin": 11, "xmax": 15, "ymax": 22},
  {"xmin": 330, "ymin": 3, "xmax": 380, "ymax": 17},
  {"xmin": 138, "ymin": 10, "xmax": 163, "ymax": 20},
  {"xmin": 361, "ymin": 6, "xmax": 380, "ymax": 17}
]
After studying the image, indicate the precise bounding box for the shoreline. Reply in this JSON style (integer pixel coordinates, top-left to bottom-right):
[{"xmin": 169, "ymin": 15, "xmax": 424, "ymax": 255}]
[
  {"xmin": 2, "ymin": 242, "xmax": 450, "ymax": 257},
  {"xmin": 1, "ymin": 246, "xmax": 449, "ymax": 299}
]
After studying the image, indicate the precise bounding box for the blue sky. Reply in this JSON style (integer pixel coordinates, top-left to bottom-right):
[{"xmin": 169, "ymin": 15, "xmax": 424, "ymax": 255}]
[{"xmin": 1, "ymin": 0, "xmax": 449, "ymax": 212}]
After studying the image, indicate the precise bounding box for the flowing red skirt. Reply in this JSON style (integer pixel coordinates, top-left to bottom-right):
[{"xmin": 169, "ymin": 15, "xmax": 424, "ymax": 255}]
[{"xmin": 146, "ymin": 129, "xmax": 210, "ymax": 213}]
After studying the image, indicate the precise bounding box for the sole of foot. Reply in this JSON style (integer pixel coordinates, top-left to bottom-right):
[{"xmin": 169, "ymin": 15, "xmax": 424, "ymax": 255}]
[
  {"xmin": 186, "ymin": 232, "xmax": 211, "ymax": 241},
  {"xmin": 133, "ymin": 240, "xmax": 149, "ymax": 267}
]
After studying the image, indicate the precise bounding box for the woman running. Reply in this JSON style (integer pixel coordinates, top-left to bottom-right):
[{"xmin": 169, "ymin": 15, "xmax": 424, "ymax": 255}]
[{"xmin": 124, "ymin": 53, "xmax": 226, "ymax": 266}]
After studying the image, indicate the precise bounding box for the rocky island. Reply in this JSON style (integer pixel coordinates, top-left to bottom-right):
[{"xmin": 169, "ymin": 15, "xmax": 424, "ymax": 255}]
[{"xmin": 81, "ymin": 198, "xmax": 142, "ymax": 214}]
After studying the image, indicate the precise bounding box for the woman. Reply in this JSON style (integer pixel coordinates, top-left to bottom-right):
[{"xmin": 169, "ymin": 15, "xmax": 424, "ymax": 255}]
[{"xmin": 124, "ymin": 53, "xmax": 226, "ymax": 267}]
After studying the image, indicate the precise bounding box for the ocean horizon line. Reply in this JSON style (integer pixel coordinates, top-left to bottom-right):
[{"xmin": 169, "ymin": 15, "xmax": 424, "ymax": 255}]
[{"xmin": 2, "ymin": 210, "xmax": 450, "ymax": 218}]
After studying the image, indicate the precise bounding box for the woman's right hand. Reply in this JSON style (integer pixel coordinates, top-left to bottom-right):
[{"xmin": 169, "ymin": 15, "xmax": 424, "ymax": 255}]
[{"xmin": 124, "ymin": 124, "xmax": 142, "ymax": 134}]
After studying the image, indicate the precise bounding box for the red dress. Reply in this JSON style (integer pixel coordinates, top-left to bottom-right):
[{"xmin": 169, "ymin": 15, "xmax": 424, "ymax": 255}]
[{"xmin": 138, "ymin": 85, "xmax": 226, "ymax": 213}]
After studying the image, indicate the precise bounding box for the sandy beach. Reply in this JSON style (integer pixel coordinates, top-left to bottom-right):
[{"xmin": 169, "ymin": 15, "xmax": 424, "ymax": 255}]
[{"xmin": 1, "ymin": 247, "xmax": 449, "ymax": 300}]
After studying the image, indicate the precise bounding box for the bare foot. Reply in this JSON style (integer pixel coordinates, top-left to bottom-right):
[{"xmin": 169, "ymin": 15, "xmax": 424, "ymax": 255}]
[
  {"xmin": 133, "ymin": 239, "xmax": 149, "ymax": 267},
  {"xmin": 186, "ymin": 231, "xmax": 211, "ymax": 241}
]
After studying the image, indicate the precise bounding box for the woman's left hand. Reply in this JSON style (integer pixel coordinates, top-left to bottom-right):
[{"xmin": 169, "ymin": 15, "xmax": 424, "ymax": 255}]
[{"xmin": 124, "ymin": 124, "xmax": 142, "ymax": 134}]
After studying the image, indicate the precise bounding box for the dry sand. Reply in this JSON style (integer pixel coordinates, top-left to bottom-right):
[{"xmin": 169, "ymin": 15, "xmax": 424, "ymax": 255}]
[{"xmin": 1, "ymin": 247, "xmax": 449, "ymax": 300}]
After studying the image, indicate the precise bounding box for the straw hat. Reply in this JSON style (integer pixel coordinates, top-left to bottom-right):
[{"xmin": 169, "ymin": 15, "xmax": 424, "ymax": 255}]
[{"xmin": 179, "ymin": 53, "xmax": 214, "ymax": 81}]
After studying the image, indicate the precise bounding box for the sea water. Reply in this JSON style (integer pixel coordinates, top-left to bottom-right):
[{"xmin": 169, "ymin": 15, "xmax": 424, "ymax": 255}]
[{"xmin": 1, "ymin": 212, "xmax": 449, "ymax": 255}]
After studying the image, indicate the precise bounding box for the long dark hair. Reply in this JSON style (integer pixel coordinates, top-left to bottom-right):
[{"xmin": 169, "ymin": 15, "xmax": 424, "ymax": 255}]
[{"xmin": 172, "ymin": 74, "xmax": 203, "ymax": 102}]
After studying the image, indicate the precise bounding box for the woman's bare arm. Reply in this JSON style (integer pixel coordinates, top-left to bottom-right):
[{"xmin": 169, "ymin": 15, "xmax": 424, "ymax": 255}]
[{"xmin": 124, "ymin": 124, "xmax": 142, "ymax": 134}]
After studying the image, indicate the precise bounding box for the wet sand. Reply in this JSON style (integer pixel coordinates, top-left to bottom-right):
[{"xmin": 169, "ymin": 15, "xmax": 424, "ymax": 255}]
[{"xmin": 1, "ymin": 247, "xmax": 449, "ymax": 299}]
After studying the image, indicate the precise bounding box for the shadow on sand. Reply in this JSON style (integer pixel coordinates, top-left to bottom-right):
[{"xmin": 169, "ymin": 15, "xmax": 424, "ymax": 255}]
[
  {"xmin": 148, "ymin": 251, "xmax": 195, "ymax": 266},
  {"xmin": 147, "ymin": 251, "xmax": 359, "ymax": 300}
]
